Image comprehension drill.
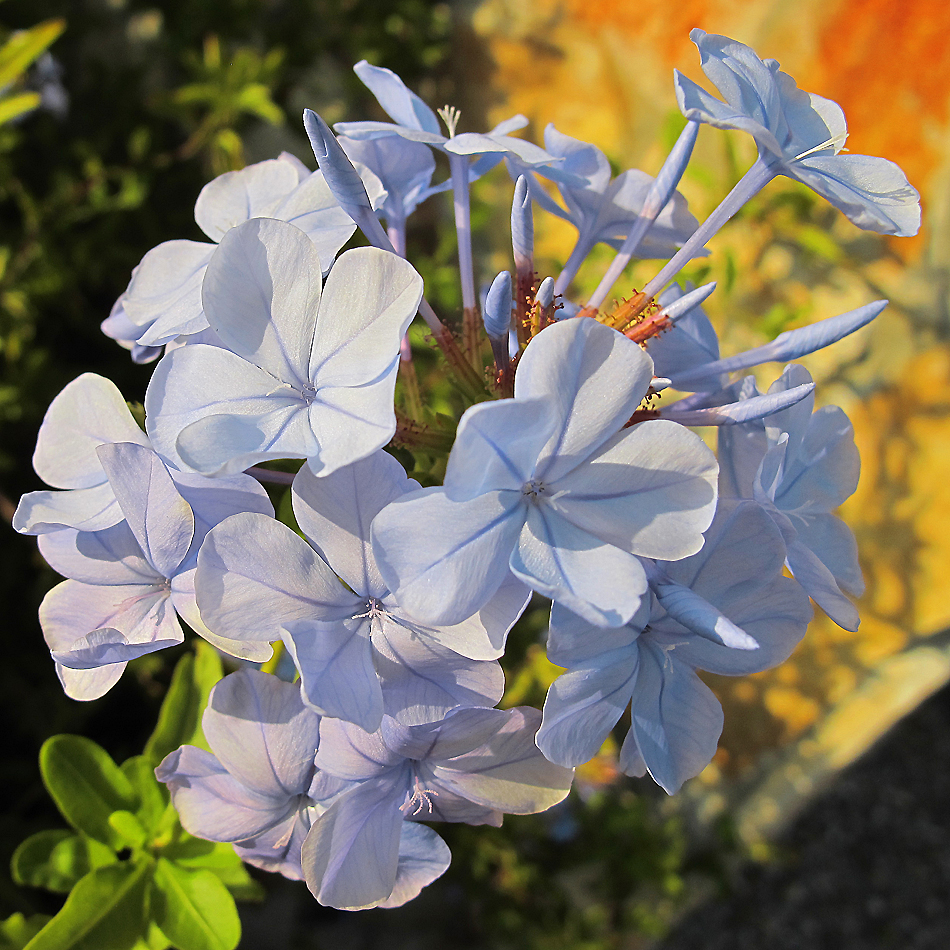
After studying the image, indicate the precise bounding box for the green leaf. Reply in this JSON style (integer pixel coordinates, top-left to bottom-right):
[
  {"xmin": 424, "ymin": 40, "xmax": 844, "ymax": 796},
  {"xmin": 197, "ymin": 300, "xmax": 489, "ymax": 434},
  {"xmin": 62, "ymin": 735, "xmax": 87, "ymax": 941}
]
[
  {"xmin": 131, "ymin": 922, "xmax": 170, "ymax": 950},
  {"xmin": 0, "ymin": 914, "xmax": 52, "ymax": 950},
  {"xmin": 121, "ymin": 756, "xmax": 169, "ymax": 836},
  {"xmin": 11, "ymin": 831, "xmax": 115, "ymax": 893},
  {"xmin": 0, "ymin": 92, "xmax": 41, "ymax": 126},
  {"xmin": 152, "ymin": 859, "xmax": 241, "ymax": 950},
  {"xmin": 23, "ymin": 860, "xmax": 151, "ymax": 950},
  {"xmin": 143, "ymin": 643, "xmax": 223, "ymax": 767},
  {"xmin": 39, "ymin": 736, "xmax": 138, "ymax": 849},
  {"xmin": 0, "ymin": 19, "xmax": 66, "ymax": 88},
  {"xmin": 108, "ymin": 812, "xmax": 148, "ymax": 851},
  {"xmin": 11, "ymin": 830, "xmax": 74, "ymax": 892},
  {"xmin": 161, "ymin": 836, "xmax": 263, "ymax": 901}
]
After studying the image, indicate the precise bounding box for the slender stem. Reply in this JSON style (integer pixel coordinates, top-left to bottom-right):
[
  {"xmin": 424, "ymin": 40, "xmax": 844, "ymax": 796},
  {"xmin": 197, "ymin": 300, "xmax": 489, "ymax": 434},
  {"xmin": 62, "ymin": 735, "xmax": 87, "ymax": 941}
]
[
  {"xmin": 387, "ymin": 209, "xmax": 407, "ymax": 258},
  {"xmin": 449, "ymin": 153, "xmax": 477, "ymax": 312},
  {"xmin": 554, "ymin": 236, "xmax": 593, "ymax": 297},
  {"xmin": 586, "ymin": 214, "xmax": 654, "ymax": 311},
  {"xmin": 399, "ymin": 336, "xmax": 424, "ymax": 420},
  {"xmin": 639, "ymin": 157, "xmax": 776, "ymax": 301},
  {"xmin": 448, "ymin": 152, "xmax": 483, "ymax": 367}
]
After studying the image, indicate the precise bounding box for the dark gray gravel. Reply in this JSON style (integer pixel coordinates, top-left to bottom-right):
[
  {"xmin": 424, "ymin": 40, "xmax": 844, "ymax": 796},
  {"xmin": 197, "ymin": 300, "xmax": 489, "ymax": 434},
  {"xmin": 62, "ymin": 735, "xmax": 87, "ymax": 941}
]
[{"xmin": 655, "ymin": 682, "xmax": 950, "ymax": 950}]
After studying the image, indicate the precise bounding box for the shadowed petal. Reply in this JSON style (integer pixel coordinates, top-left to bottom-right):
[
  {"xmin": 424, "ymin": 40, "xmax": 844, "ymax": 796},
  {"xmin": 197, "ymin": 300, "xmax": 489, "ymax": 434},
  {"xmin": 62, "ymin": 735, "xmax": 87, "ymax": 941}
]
[
  {"xmin": 373, "ymin": 488, "xmax": 526, "ymax": 627},
  {"xmin": 301, "ymin": 774, "xmax": 405, "ymax": 910},
  {"xmin": 282, "ymin": 618, "xmax": 384, "ymax": 732},
  {"xmin": 196, "ymin": 512, "xmax": 354, "ymax": 642},
  {"xmin": 625, "ymin": 641, "xmax": 723, "ymax": 792},
  {"xmin": 202, "ymin": 670, "xmax": 320, "ymax": 799}
]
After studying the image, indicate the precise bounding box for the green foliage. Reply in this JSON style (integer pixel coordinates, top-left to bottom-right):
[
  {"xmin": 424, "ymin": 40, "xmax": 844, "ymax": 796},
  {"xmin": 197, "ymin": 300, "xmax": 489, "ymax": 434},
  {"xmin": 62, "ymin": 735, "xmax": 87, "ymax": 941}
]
[
  {"xmin": 142, "ymin": 641, "xmax": 223, "ymax": 766},
  {"xmin": 0, "ymin": 914, "xmax": 52, "ymax": 950},
  {"xmin": 0, "ymin": 17, "xmax": 64, "ymax": 125},
  {"xmin": 151, "ymin": 861, "xmax": 240, "ymax": 950},
  {"xmin": 8, "ymin": 646, "xmax": 259, "ymax": 950}
]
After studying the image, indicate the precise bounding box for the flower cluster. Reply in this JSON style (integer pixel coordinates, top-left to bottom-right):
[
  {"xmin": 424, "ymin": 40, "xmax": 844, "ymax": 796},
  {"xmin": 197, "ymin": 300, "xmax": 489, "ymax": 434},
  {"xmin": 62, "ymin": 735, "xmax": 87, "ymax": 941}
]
[{"xmin": 16, "ymin": 31, "xmax": 919, "ymax": 910}]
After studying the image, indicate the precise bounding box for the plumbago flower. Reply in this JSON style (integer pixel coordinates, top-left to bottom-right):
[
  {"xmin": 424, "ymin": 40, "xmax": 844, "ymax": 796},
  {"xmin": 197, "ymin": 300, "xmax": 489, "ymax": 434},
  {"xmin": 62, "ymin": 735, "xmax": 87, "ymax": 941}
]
[
  {"xmin": 101, "ymin": 154, "xmax": 368, "ymax": 355},
  {"xmin": 372, "ymin": 316, "xmax": 719, "ymax": 628},
  {"xmin": 13, "ymin": 373, "xmax": 151, "ymax": 535},
  {"xmin": 303, "ymin": 706, "xmax": 573, "ymax": 909},
  {"xmin": 718, "ymin": 364, "xmax": 865, "ymax": 631},
  {"xmin": 674, "ymin": 30, "xmax": 920, "ymax": 237},
  {"xmin": 526, "ymin": 125, "xmax": 701, "ymax": 284},
  {"xmin": 536, "ymin": 500, "xmax": 812, "ymax": 792},
  {"xmin": 157, "ymin": 669, "xmax": 453, "ymax": 907},
  {"xmin": 37, "ymin": 442, "xmax": 273, "ymax": 700},
  {"xmin": 146, "ymin": 216, "xmax": 423, "ymax": 477},
  {"xmin": 16, "ymin": 30, "xmax": 923, "ymax": 916},
  {"xmin": 195, "ymin": 450, "xmax": 524, "ymax": 730}
]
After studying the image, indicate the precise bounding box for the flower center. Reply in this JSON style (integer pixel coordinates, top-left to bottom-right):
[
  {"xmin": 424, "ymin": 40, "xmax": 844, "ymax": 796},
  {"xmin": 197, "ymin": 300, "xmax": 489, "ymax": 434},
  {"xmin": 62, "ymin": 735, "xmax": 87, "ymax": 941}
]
[
  {"xmin": 400, "ymin": 774, "xmax": 440, "ymax": 816},
  {"xmin": 352, "ymin": 597, "xmax": 388, "ymax": 622},
  {"xmin": 521, "ymin": 478, "xmax": 549, "ymax": 501}
]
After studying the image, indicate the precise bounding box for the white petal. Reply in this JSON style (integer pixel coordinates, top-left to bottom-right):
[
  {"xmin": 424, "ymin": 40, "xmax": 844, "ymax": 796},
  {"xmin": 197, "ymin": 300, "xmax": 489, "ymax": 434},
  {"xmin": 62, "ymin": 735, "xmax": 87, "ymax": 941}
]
[
  {"xmin": 202, "ymin": 217, "xmax": 321, "ymax": 383},
  {"xmin": 196, "ymin": 512, "xmax": 354, "ymax": 643},
  {"xmin": 15, "ymin": 484, "xmax": 122, "ymax": 535},
  {"xmin": 202, "ymin": 669, "xmax": 320, "ymax": 799},
  {"xmin": 372, "ymin": 488, "xmax": 526, "ymax": 627},
  {"xmin": 550, "ymin": 420, "xmax": 718, "ymax": 560},
  {"xmin": 194, "ymin": 159, "xmax": 300, "ymax": 241},
  {"xmin": 33, "ymin": 374, "xmax": 148, "ymax": 489},
  {"xmin": 511, "ymin": 506, "xmax": 648, "ymax": 627},
  {"xmin": 515, "ymin": 318, "xmax": 655, "ymax": 483},
  {"xmin": 292, "ymin": 450, "xmax": 412, "ymax": 597},
  {"xmin": 309, "ymin": 246, "xmax": 422, "ymax": 386},
  {"xmin": 301, "ymin": 776, "xmax": 405, "ymax": 910},
  {"xmin": 123, "ymin": 240, "xmax": 214, "ymax": 344},
  {"xmin": 97, "ymin": 443, "xmax": 194, "ymax": 578}
]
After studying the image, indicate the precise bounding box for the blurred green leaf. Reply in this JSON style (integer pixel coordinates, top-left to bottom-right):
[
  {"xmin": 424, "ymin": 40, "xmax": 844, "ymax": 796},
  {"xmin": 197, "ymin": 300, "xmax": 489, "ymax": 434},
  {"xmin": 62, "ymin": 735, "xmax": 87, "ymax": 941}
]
[
  {"xmin": 160, "ymin": 836, "xmax": 264, "ymax": 902},
  {"xmin": 39, "ymin": 736, "xmax": 138, "ymax": 850},
  {"xmin": 0, "ymin": 914, "xmax": 51, "ymax": 950},
  {"xmin": 0, "ymin": 91, "xmax": 39, "ymax": 125},
  {"xmin": 143, "ymin": 642, "xmax": 223, "ymax": 767},
  {"xmin": 12, "ymin": 831, "xmax": 115, "ymax": 893},
  {"xmin": 151, "ymin": 859, "xmax": 240, "ymax": 950},
  {"xmin": 121, "ymin": 756, "xmax": 169, "ymax": 836},
  {"xmin": 107, "ymin": 811, "xmax": 148, "ymax": 852},
  {"xmin": 22, "ymin": 860, "xmax": 151, "ymax": 950},
  {"xmin": 0, "ymin": 19, "xmax": 65, "ymax": 88}
]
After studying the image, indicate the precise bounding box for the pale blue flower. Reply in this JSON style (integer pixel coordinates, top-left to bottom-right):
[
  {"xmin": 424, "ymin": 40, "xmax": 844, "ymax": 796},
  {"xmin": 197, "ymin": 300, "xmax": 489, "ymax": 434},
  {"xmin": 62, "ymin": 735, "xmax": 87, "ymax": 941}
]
[
  {"xmin": 157, "ymin": 667, "xmax": 453, "ymax": 902},
  {"xmin": 372, "ymin": 317, "xmax": 719, "ymax": 628},
  {"xmin": 196, "ymin": 451, "xmax": 523, "ymax": 731},
  {"xmin": 145, "ymin": 217, "xmax": 423, "ymax": 478},
  {"xmin": 534, "ymin": 124, "xmax": 699, "ymax": 295},
  {"xmin": 337, "ymin": 61, "xmax": 557, "ymax": 167},
  {"xmin": 14, "ymin": 374, "xmax": 151, "ymax": 535},
  {"xmin": 755, "ymin": 365, "xmax": 864, "ymax": 629},
  {"xmin": 157, "ymin": 669, "xmax": 325, "ymax": 879},
  {"xmin": 37, "ymin": 442, "xmax": 273, "ymax": 700},
  {"xmin": 114, "ymin": 156, "xmax": 360, "ymax": 351},
  {"xmin": 536, "ymin": 500, "xmax": 812, "ymax": 791},
  {"xmin": 303, "ymin": 706, "xmax": 573, "ymax": 909},
  {"xmin": 675, "ymin": 30, "xmax": 920, "ymax": 236}
]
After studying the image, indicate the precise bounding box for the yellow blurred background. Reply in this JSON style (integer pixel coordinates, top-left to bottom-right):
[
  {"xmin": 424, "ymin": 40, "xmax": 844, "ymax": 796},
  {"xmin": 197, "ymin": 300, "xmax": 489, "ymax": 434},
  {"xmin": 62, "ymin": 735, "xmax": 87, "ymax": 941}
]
[{"xmin": 466, "ymin": 0, "xmax": 950, "ymax": 839}]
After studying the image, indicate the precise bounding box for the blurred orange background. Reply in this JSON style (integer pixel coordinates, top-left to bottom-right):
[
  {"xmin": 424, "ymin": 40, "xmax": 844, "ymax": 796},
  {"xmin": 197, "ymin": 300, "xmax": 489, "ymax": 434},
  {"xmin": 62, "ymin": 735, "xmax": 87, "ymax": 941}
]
[{"xmin": 467, "ymin": 0, "xmax": 950, "ymax": 837}]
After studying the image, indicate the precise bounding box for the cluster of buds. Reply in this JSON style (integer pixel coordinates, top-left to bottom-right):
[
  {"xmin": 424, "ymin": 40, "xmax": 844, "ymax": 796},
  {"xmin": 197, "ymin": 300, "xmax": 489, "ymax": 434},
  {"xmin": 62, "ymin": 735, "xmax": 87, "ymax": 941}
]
[{"xmin": 14, "ymin": 31, "xmax": 919, "ymax": 909}]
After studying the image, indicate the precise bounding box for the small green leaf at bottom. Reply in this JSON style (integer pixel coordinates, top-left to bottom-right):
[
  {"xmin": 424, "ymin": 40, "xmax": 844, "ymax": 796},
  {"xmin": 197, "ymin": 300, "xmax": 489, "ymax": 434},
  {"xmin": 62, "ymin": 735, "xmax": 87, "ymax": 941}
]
[
  {"xmin": 12, "ymin": 831, "xmax": 116, "ymax": 893},
  {"xmin": 152, "ymin": 859, "xmax": 241, "ymax": 950},
  {"xmin": 22, "ymin": 860, "xmax": 151, "ymax": 950}
]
